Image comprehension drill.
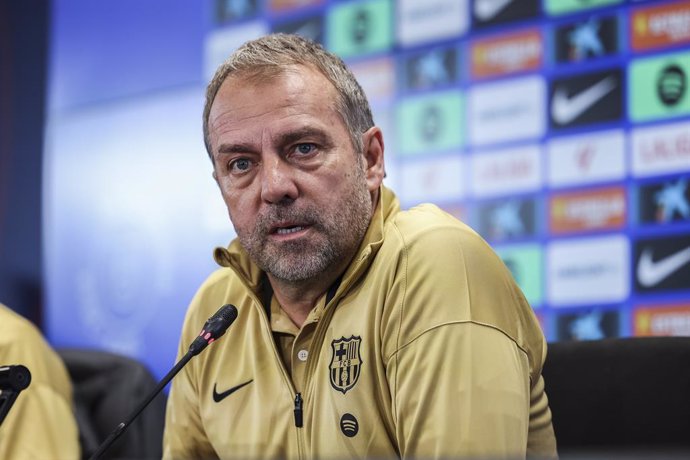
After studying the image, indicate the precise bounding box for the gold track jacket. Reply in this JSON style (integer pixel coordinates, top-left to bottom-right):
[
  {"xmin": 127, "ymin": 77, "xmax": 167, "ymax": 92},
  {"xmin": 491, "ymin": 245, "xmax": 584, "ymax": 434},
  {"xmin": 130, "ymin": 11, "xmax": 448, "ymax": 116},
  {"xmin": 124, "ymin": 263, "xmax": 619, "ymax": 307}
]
[{"xmin": 163, "ymin": 186, "xmax": 558, "ymax": 459}]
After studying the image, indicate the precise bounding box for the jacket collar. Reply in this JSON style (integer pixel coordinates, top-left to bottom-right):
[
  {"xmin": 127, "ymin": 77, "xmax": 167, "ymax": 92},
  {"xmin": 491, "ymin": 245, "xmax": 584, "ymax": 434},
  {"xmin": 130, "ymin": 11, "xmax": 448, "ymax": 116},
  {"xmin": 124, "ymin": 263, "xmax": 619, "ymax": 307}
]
[{"xmin": 213, "ymin": 185, "xmax": 400, "ymax": 297}]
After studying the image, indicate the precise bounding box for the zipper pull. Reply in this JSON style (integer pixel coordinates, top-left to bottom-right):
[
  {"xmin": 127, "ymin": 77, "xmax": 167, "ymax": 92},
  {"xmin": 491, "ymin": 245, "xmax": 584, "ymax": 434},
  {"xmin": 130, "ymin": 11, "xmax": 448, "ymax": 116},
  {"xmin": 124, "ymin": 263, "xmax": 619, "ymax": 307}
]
[{"xmin": 293, "ymin": 393, "xmax": 303, "ymax": 428}]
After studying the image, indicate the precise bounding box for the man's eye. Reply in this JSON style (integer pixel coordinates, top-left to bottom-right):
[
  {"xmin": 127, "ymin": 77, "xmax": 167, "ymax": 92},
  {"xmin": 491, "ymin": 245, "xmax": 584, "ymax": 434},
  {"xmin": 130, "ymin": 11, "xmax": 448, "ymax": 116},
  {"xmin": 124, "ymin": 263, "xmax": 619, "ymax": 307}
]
[
  {"xmin": 295, "ymin": 143, "xmax": 316, "ymax": 155},
  {"xmin": 229, "ymin": 158, "xmax": 252, "ymax": 173}
]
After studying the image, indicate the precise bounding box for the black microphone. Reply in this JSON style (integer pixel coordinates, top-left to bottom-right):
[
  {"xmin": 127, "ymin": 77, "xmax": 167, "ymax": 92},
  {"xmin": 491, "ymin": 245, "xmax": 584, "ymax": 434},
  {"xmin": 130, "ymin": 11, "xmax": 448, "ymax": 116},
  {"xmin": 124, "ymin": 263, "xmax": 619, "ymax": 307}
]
[
  {"xmin": 0, "ymin": 365, "xmax": 32, "ymax": 426},
  {"xmin": 0, "ymin": 365, "xmax": 32, "ymax": 392},
  {"xmin": 88, "ymin": 304, "xmax": 238, "ymax": 460}
]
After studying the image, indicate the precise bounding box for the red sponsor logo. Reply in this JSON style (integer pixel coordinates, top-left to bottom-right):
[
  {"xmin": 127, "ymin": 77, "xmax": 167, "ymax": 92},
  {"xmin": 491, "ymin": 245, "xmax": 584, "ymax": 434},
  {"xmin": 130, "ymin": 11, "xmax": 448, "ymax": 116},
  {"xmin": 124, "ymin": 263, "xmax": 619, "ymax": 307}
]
[
  {"xmin": 268, "ymin": 0, "xmax": 323, "ymax": 13},
  {"xmin": 637, "ymin": 131, "xmax": 690, "ymax": 165},
  {"xmin": 549, "ymin": 186, "xmax": 626, "ymax": 234},
  {"xmin": 631, "ymin": 1, "xmax": 690, "ymax": 51},
  {"xmin": 471, "ymin": 28, "xmax": 543, "ymax": 79},
  {"xmin": 481, "ymin": 158, "xmax": 534, "ymax": 181},
  {"xmin": 634, "ymin": 304, "xmax": 690, "ymax": 336}
]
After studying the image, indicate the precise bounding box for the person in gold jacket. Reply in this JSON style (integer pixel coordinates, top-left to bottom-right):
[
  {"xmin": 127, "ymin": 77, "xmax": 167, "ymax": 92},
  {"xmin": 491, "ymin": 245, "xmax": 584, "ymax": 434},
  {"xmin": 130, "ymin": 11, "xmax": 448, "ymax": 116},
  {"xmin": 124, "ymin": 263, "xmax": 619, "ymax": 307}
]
[
  {"xmin": 0, "ymin": 303, "xmax": 80, "ymax": 459},
  {"xmin": 164, "ymin": 33, "xmax": 558, "ymax": 459}
]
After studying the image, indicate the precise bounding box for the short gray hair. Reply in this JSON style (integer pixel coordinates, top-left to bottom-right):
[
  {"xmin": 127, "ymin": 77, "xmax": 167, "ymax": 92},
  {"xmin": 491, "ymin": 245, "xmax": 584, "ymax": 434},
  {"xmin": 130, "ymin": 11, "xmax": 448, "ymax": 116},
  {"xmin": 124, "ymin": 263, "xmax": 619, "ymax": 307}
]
[{"xmin": 202, "ymin": 33, "xmax": 374, "ymax": 162}]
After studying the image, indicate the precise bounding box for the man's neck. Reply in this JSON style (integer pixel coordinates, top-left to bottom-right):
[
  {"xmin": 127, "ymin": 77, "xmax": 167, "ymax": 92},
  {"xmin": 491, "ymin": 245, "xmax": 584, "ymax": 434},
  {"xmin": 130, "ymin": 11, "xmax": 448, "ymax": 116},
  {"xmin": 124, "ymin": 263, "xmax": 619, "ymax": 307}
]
[{"xmin": 267, "ymin": 270, "xmax": 341, "ymax": 328}]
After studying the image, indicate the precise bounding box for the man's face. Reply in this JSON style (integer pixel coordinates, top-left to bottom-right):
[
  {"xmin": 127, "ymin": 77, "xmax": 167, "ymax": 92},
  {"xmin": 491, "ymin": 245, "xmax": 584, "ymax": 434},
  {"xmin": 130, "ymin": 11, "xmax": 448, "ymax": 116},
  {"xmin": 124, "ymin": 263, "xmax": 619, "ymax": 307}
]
[{"xmin": 207, "ymin": 65, "xmax": 381, "ymax": 283}]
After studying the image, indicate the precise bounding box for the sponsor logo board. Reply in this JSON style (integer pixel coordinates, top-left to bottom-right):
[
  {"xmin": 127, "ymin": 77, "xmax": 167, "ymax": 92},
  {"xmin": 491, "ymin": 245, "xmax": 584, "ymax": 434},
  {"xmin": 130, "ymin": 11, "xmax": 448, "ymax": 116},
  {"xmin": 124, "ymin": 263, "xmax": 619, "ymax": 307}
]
[
  {"xmin": 397, "ymin": 0, "xmax": 469, "ymax": 47},
  {"xmin": 556, "ymin": 309, "xmax": 620, "ymax": 341},
  {"xmin": 476, "ymin": 196, "xmax": 538, "ymax": 241},
  {"xmin": 401, "ymin": 46, "xmax": 459, "ymax": 92},
  {"xmin": 204, "ymin": 21, "xmax": 268, "ymax": 80},
  {"xmin": 634, "ymin": 303, "xmax": 690, "ymax": 336},
  {"xmin": 547, "ymin": 234, "xmax": 629, "ymax": 306},
  {"xmin": 629, "ymin": 50, "xmax": 690, "ymax": 123},
  {"xmin": 547, "ymin": 129, "xmax": 626, "ymax": 188},
  {"xmin": 472, "ymin": 0, "xmax": 540, "ymax": 29},
  {"xmin": 554, "ymin": 15, "xmax": 619, "ymax": 64},
  {"xmin": 544, "ymin": 0, "xmax": 622, "ymax": 16},
  {"xmin": 214, "ymin": 0, "xmax": 260, "ymax": 22},
  {"xmin": 326, "ymin": 0, "xmax": 393, "ymax": 58},
  {"xmin": 396, "ymin": 90, "xmax": 464, "ymax": 156},
  {"xmin": 495, "ymin": 243, "xmax": 543, "ymax": 306},
  {"xmin": 631, "ymin": 120, "xmax": 690, "ymax": 177},
  {"xmin": 549, "ymin": 68, "xmax": 623, "ymax": 130},
  {"xmin": 398, "ymin": 155, "xmax": 465, "ymax": 204},
  {"xmin": 470, "ymin": 28, "xmax": 543, "ymax": 80},
  {"xmin": 549, "ymin": 186, "xmax": 626, "ymax": 235},
  {"xmin": 631, "ymin": 1, "xmax": 690, "ymax": 51},
  {"xmin": 469, "ymin": 75, "xmax": 545, "ymax": 147},
  {"xmin": 634, "ymin": 234, "xmax": 690, "ymax": 294},
  {"xmin": 268, "ymin": 0, "xmax": 323, "ymax": 13},
  {"xmin": 637, "ymin": 177, "xmax": 690, "ymax": 225},
  {"xmin": 470, "ymin": 144, "xmax": 542, "ymax": 198},
  {"xmin": 272, "ymin": 15, "xmax": 324, "ymax": 44}
]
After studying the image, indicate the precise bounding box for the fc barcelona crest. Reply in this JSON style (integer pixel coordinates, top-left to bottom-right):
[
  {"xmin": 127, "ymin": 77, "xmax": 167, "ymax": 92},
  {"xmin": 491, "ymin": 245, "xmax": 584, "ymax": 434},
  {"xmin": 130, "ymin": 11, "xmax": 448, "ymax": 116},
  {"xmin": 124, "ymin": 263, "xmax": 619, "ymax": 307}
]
[{"xmin": 329, "ymin": 336, "xmax": 363, "ymax": 394}]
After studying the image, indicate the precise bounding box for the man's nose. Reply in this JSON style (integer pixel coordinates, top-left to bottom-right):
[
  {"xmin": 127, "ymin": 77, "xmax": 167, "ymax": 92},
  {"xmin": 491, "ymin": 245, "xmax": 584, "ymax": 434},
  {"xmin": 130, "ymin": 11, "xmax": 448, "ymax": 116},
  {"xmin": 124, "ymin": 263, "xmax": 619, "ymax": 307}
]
[{"xmin": 260, "ymin": 155, "xmax": 299, "ymax": 204}]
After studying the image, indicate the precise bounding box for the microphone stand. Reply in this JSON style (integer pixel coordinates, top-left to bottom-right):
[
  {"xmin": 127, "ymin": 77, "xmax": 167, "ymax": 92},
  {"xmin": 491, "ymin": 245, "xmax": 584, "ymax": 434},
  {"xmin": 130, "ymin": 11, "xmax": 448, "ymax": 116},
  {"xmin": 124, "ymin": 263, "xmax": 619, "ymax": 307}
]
[
  {"xmin": 88, "ymin": 352, "xmax": 193, "ymax": 460},
  {"xmin": 88, "ymin": 304, "xmax": 238, "ymax": 460}
]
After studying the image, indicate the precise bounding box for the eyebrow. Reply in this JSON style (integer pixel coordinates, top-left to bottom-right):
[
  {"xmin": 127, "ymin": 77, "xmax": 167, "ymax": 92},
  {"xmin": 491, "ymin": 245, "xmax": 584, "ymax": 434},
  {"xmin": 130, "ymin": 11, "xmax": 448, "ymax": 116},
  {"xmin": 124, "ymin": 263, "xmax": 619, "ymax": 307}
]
[
  {"xmin": 216, "ymin": 127, "xmax": 332, "ymax": 156},
  {"xmin": 276, "ymin": 127, "xmax": 332, "ymax": 148},
  {"xmin": 216, "ymin": 142, "xmax": 257, "ymax": 155}
]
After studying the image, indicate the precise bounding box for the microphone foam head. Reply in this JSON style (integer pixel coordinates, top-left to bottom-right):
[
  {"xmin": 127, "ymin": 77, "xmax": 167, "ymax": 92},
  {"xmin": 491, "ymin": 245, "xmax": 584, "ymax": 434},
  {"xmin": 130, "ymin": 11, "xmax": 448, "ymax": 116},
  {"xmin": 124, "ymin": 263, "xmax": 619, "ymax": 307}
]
[{"xmin": 206, "ymin": 304, "xmax": 238, "ymax": 339}]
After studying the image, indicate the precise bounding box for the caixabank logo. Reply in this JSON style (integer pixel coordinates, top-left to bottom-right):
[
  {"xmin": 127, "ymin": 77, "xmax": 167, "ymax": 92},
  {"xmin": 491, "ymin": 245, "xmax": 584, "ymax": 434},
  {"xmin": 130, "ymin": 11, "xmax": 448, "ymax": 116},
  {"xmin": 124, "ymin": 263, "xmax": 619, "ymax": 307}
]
[
  {"xmin": 634, "ymin": 234, "xmax": 690, "ymax": 294},
  {"xmin": 629, "ymin": 50, "xmax": 690, "ymax": 123},
  {"xmin": 475, "ymin": 195, "xmax": 538, "ymax": 242},
  {"xmin": 556, "ymin": 308, "xmax": 620, "ymax": 341},
  {"xmin": 400, "ymin": 45, "xmax": 460, "ymax": 92},
  {"xmin": 549, "ymin": 68, "xmax": 623, "ymax": 130},
  {"xmin": 553, "ymin": 15, "xmax": 619, "ymax": 64},
  {"xmin": 636, "ymin": 176, "xmax": 690, "ymax": 225}
]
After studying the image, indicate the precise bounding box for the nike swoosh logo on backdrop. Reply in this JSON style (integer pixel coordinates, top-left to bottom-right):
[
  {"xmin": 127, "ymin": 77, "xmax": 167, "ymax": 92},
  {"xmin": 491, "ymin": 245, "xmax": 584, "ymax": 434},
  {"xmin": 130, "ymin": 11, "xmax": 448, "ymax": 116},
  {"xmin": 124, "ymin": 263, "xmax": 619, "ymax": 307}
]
[
  {"xmin": 637, "ymin": 246, "xmax": 690, "ymax": 287},
  {"xmin": 551, "ymin": 76, "xmax": 617, "ymax": 125},
  {"xmin": 212, "ymin": 379, "xmax": 253, "ymax": 403},
  {"xmin": 475, "ymin": 0, "xmax": 514, "ymax": 21}
]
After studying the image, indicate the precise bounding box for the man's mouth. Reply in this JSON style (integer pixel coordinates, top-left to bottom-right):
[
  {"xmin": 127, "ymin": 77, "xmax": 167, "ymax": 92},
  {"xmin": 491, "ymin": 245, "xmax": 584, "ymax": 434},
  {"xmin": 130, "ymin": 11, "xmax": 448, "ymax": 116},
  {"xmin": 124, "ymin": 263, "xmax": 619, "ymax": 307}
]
[{"xmin": 274, "ymin": 225, "xmax": 306, "ymax": 235}]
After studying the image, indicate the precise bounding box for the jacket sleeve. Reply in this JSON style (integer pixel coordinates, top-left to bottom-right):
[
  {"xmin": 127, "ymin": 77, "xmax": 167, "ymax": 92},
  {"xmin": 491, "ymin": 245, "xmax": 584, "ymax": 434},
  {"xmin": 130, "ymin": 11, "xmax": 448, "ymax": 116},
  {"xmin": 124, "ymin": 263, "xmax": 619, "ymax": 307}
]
[
  {"xmin": 387, "ymin": 322, "xmax": 531, "ymax": 459},
  {"xmin": 382, "ymin": 218, "xmax": 555, "ymax": 459}
]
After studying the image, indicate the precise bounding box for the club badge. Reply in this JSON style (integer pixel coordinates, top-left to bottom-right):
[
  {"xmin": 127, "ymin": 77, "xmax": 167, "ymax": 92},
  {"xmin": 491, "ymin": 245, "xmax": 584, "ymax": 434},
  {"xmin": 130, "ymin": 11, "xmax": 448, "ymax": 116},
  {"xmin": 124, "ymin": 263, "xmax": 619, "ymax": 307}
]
[{"xmin": 329, "ymin": 336, "xmax": 363, "ymax": 394}]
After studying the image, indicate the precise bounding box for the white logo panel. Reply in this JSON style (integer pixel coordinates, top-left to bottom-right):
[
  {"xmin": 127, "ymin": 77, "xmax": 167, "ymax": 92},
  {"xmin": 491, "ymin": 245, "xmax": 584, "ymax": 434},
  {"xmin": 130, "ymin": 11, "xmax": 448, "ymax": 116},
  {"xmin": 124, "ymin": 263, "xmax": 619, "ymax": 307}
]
[
  {"xmin": 547, "ymin": 129, "xmax": 626, "ymax": 188},
  {"xmin": 397, "ymin": 0, "xmax": 469, "ymax": 47},
  {"xmin": 398, "ymin": 155, "xmax": 465, "ymax": 204},
  {"xmin": 468, "ymin": 75, "xmax": 546, "ymax": 147},
  {"xmin": 632, "ymin": 121, "xmax": 690, "ymax": 178},
  {"xmin": 204, "ymin": 21, "xmax": 268, "ymax": 80},
  {"xmin": 547, "ymin": 234, "xmax": 630, "ymax": 307},
  {"xmin": 470, "ymin": 144, "xmax": 542, "ymax": 197}
]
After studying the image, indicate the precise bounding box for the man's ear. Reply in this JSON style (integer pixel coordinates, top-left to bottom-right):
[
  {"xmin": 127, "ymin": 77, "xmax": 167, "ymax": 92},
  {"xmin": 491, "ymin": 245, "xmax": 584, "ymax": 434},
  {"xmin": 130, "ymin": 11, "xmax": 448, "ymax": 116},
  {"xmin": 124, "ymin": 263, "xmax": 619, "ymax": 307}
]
[{"xmin": 362, "ymin": 126, "xmax": 385, "ymax": 192}]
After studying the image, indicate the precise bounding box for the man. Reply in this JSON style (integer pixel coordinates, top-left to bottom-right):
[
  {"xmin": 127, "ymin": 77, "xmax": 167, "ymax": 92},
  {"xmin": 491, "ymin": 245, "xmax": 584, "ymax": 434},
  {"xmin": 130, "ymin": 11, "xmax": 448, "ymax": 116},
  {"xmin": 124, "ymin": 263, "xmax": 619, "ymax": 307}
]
[
  {"xmin": 0, "ymin": 303, "xmax": 80, "ymax": 459},
  {"xmin": 164, "ymin": 34, "xmax": 557, "ymax": 459}
]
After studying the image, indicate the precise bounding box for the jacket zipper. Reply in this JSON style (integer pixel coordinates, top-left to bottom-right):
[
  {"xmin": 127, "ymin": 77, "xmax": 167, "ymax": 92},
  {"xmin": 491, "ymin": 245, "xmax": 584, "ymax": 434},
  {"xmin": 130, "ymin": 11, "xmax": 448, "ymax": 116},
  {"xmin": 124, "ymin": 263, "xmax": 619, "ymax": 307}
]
[
  {"xmin": 294, "ymin": 393, "xmax": 303, "ymax": 427},
  {"xmin": 238, "ymin": 285, "xmax": 305, "ymax": 459}
]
